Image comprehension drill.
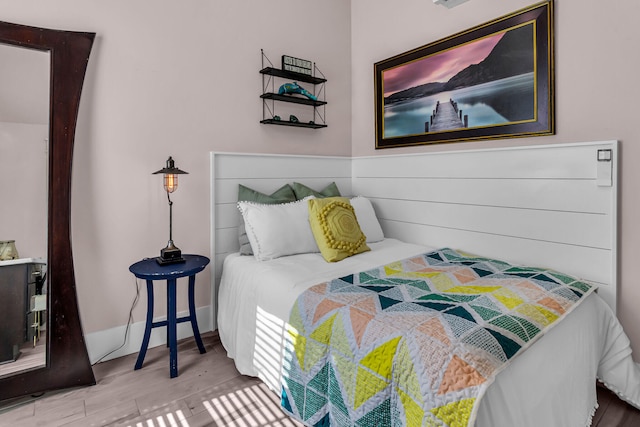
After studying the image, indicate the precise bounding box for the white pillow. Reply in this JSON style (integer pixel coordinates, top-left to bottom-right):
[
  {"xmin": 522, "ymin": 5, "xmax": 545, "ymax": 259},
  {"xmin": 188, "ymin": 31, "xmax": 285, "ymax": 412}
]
[
  {"xmin": 350, "ymin": 196, "xmax": 385, "ymax": 243},
  {"xmin": 237, "ymin": 197, "xmax": 319, "ymax": 261}
]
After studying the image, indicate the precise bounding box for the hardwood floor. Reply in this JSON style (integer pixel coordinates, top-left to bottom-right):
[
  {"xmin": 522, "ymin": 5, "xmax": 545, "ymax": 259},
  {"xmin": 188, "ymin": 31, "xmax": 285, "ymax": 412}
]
[
  {"xmin": 0, "ymin": 331, "xmax": 637, "ymax": 426},
  {"xmin": 592, "ymin": 385, "xmax": 640, "ymax": 427},
  {"xmin": 0, "ymin": 332, "xmax": 301, "ymax": 427}
]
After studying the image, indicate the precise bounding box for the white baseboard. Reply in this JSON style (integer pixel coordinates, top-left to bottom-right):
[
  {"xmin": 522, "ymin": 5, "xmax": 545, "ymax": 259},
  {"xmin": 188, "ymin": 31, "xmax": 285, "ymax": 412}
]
[{"xmin": 85, "ymin": 305, "xmax": 212, "ymax": 365}]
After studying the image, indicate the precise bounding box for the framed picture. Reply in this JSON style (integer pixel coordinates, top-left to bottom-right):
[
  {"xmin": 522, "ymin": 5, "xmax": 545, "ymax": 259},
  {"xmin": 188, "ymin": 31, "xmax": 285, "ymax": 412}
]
[{"xmin": 374, "ymin": 1, "xmax": 554, "ymax": 149}]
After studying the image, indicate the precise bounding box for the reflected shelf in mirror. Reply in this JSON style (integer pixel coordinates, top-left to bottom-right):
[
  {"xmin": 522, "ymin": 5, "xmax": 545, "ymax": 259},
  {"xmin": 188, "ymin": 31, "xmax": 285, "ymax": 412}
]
[{"xmin": 0, "ymin": 258, "xmax": 47, "ymax": 378}]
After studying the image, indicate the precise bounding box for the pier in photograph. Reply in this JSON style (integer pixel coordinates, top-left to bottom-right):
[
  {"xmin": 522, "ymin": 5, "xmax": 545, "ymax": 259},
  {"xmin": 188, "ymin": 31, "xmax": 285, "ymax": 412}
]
[{"xmin": 425, "ymin": 99, "xmax": 468, "ymax": 132}]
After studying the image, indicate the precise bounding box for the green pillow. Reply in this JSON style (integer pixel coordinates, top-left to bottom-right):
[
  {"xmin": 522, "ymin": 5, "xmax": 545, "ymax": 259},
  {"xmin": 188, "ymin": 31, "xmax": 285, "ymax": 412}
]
[
  {"xmin": 292, "ymin": 182, "xmax": 341, "ymax": 200},
  {"xmin": 238, "ymin": 183, "xmax": 296, "ymax": 204},
  {"xmin": 237, "ymin": 184, "xmax": 296, "ymax": 255},
  {"xmin": 308, "ymin": 197, "xmax": 370, "ymax": 262}
]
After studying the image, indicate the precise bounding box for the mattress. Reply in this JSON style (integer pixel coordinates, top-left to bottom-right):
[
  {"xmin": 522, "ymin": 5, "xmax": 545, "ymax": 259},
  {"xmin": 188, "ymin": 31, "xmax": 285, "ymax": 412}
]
[{"xmin": 218, "ymin": 238, "xmax": 640, "ymax": 426}]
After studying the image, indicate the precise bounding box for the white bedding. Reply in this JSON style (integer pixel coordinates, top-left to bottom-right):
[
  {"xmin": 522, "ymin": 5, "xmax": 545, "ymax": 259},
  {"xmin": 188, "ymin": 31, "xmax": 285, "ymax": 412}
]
[{"xmin": 218, "ymin": 238, "xmax": 640, "ymax": 426}]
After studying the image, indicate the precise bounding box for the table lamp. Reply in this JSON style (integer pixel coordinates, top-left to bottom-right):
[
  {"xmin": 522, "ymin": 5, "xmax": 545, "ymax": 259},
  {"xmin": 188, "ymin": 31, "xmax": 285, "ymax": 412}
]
[{"xmin": 153, "ymin": 156, "xmax": 188, "ymax": 265}]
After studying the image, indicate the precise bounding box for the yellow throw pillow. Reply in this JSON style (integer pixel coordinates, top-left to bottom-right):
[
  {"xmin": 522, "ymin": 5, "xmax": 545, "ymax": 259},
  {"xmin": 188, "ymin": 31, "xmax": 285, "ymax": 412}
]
[{"xmin": 308, "ymin": 197, "xmax": 370, "ymax": 262}]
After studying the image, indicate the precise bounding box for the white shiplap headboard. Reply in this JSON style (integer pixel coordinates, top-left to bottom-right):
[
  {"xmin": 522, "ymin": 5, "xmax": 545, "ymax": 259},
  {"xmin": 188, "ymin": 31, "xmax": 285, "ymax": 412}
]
[
  {"xmin": 210, "ymin": 152, "xmax": 352, "ymax": 328},
  {"xmin": 210, "ymin": 141, "xmax": 618, "ymax": 328}
]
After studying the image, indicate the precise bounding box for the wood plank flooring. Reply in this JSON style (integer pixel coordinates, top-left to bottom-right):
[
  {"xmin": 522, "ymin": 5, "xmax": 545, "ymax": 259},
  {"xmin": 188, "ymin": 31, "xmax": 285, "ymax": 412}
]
[
  {"xmin": 592, "ymin": 385, "xmax": 640, "ymax": 427},
  {"xmin": 0, "ymin": 331, "xmax": 637, "ymax": 426}
]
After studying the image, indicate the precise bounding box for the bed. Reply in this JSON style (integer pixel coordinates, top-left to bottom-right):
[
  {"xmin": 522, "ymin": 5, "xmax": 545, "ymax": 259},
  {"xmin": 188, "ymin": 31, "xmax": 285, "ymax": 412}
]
[
  {"xmin": 210, "ymin": 143, "xmax": 640, "ymax": 426},
  {"xmin": 219, "ymin": 238, "xmax": 640, "ymax": 427}
]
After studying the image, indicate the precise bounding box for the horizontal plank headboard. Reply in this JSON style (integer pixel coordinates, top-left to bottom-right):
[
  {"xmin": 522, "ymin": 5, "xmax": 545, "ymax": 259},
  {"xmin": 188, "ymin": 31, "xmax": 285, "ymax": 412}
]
[
  {"xmin": 210, "ymin": 141, "xmax": 618, "ymax": 328},
  {"xmin": 209, "ymin": 152, "xmax": 352, "ymax": 328}
]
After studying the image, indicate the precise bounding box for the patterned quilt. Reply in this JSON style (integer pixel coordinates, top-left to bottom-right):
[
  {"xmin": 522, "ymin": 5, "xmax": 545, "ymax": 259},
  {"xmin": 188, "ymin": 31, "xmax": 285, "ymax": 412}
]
[{"xmin": 280, "ymin": 248, "xmax": 596, "ymax": 427}]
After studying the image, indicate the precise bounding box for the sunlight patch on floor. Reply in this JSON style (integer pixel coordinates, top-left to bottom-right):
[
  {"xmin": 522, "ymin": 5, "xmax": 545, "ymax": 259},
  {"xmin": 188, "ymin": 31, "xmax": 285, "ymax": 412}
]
[{"xmin": 202, "ymin": 382, "xmax": 299, "ymax": 426}]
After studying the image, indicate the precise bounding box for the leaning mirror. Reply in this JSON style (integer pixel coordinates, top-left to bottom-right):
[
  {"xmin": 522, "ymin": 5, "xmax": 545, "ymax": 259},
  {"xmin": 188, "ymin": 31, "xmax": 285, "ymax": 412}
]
[
  {"xmin": 0, "ymin": 21, "xmax": 96, "ymax": 401},
  {"xmin": 0, "ymin": 42, "xmax": 49, "ymax": 377}
]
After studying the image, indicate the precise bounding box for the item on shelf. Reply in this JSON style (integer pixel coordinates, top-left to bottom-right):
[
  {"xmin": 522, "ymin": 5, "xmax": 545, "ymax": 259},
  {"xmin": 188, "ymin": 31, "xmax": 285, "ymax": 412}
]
[
  {"xmin": 289, "ymin": 115, "xmax": 299, "ymax": 123},
  {"xmin": 282, "ymin": 55, "xmax": 312, "ymax": 76},
  {"xmin": 278, "ymin": 82, "xmax": 317, "ymax": 101},
  {"xmin": 0, "ymin": 240, "xmax": 18, "ymax": 261},
  {"xmin": 273, "ymin": 115, "xmax": 281, "ymax": 121}
]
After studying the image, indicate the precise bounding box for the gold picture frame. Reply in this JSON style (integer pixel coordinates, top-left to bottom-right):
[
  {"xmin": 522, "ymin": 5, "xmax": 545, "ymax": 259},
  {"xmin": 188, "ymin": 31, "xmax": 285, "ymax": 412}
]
[{"xmin": 374, "ymin": 1, "xmax": 554, "ymax": 148}]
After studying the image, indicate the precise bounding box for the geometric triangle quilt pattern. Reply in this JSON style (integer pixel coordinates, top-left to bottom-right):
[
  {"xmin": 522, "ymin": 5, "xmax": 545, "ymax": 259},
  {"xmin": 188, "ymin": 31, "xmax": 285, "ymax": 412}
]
[{"xmin": 281, "ymin": 248, "xmax": 596, "ymax": 426}]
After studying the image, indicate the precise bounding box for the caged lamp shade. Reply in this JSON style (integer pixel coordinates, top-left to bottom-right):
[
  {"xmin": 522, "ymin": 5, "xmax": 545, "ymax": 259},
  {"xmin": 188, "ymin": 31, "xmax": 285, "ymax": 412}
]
[{"xmin": 153, "ymin": 156, "xmax": 188, "ymax": 265}]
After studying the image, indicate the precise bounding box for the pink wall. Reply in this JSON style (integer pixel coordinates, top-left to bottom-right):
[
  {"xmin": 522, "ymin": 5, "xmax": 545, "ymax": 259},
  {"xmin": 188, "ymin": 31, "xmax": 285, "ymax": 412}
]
[
  {"xmin": 0, "ymin": 123, "xmax": 48, "ymax": 259},
  {"xmin": 351, "ymin": 0, "xmax": 640, "ymax": 355},
  {"xmin": 0, "ymin": 45, "xmax": 49, "ymax": 260},
  {"xmin": 0, "ymin": 0, "xmax": 352, "ymax": 335}
]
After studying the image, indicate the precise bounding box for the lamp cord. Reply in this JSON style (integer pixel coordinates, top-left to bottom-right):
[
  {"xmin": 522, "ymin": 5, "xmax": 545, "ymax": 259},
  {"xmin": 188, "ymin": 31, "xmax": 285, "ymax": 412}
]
[{"xmin": 92, "ymin": 276, "xmax": 140, "ymax": 365}]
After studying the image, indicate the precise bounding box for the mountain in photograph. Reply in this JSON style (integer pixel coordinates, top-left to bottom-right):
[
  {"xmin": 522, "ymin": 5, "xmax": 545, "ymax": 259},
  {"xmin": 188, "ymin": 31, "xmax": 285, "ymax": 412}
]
[
  {"xmin": 384, "ymin": 81, "xmax": 447, "ymax": 105},
  {"xmin": 385, "ymin": 24, "xmax": 534, "ymax": 105},
  {"xmin": 444, "ymin": 24, "xmax": 534, "ymax": 90}
]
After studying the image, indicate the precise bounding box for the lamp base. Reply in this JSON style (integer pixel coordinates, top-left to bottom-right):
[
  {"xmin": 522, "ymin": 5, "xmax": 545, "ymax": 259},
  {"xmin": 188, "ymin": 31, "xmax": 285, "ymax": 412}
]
[
  {"xmin": 156, "ymin": 242, "xmax": 185, "ymax": 265},
  {"xmin": 156, "ymin": 256, "xmax": 185, "ymax": 265}
]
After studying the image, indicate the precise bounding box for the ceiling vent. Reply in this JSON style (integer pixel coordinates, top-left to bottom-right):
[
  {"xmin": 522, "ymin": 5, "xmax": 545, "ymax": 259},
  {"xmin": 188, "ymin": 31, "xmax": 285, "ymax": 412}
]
[{"xmin": 433, "ymin": 0, "xmax": 470, "ymax": 8}]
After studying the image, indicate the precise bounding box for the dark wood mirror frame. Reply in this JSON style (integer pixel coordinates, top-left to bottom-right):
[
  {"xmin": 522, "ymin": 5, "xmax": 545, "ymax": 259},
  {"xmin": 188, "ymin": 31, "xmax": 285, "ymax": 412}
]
[{"xmin": 0, "ymin": 21, "xmax": 96, "ymax": 401}]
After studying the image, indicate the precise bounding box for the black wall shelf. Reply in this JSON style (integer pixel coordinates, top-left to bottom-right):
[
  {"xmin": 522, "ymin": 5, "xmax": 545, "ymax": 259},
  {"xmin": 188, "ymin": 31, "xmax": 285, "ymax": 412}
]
[
  {"xmin": 260, "ymin": 67, "xmax": 326, "ymax": 85},
  {"xmin": 260, "ymin": 119, "xmax": 327, "ymax": 129},
  {"xmin": 260, "ymin": 50, "xmax": 327, "ymax": 129},
  {"xmin": 260, "ymin": 93, "xmax": 327, "ymax": 107}
]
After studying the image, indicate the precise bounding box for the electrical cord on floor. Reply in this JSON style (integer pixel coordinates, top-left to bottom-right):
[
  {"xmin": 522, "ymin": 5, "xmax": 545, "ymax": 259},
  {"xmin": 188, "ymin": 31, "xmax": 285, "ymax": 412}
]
[{"xmin": 91, "ymin": 276, "xmax": 140, "ymax": 365}]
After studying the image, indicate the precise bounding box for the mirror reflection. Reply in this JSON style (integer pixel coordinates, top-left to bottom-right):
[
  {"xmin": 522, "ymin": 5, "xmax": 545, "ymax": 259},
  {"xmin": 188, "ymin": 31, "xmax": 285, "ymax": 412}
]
[{"xmin": 0, "ymin": 43, "xmax": 50, "ymax": 378}]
